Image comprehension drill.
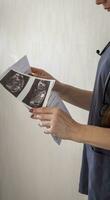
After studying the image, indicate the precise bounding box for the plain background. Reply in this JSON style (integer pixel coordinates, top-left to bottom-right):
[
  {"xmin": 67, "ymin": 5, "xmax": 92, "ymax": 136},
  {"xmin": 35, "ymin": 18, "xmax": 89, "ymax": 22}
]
[{"xmin": 0, "ymin": 1, "xmax": 110, "ymax": 200}]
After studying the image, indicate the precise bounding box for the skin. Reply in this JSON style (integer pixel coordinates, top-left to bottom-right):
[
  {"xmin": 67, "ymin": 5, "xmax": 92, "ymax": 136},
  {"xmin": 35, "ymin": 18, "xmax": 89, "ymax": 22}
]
[
  {"xmin": 30, "ymin": 1, "xmax": 110, "ymax": 150},
  {"xmin": 96, "ymin": 0, "xmax": 110, "ymax": 11}
]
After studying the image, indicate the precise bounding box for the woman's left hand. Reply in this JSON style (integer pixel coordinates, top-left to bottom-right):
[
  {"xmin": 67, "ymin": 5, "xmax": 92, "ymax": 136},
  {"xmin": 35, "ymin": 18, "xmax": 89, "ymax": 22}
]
[{"xmin": 30, "ymin": 107, "xmax": 81, "ymax": 141}]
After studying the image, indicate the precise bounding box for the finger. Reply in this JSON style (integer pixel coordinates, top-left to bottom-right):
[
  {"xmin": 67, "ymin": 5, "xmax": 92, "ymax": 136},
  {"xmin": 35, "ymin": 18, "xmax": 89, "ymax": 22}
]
[
  {"xmin": 105, "ymin": 7, "xmax": 110, "ymax": 11},
  {"xmin": 44, "ymin": 126, "xmax": 55, "ymax": 134},
  {"xmin": 28, "ymin": 72, "xmax": 38, "ymax": 77},
  {"xmin": 39, "ymin": 121, "xmax": 51, "ymax": 128},
  {"xmin": 31, "ymin": 67, "xmax": 43, "ymax": 73},
  {"xmin": 31, "ymin": 67, "xmax": 46, "ymax": 77},
  {"xmin": 44, "ymin": 128, "xmax": 52, "ymax": 134},
  {"xmin": 31, "ymin": 114, "xmax": 52, "ymax": 121},
  {"xmin": 44, "ymin": 129, "xmax": 57, "ymax": 138},
  {"xmin": 30, "ymin": 107, "xmax": 55, "ymax": 114},
  {"xmin": 96, "ymin": 0, "xmax": 104, "ymax": 5}
]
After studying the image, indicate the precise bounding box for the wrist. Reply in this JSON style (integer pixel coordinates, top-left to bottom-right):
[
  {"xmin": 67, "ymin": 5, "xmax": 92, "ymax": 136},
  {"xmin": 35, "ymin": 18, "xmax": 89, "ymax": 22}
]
[{"xmin": 70, "ymin": 122, "xmax": 85, "ymax": 143}]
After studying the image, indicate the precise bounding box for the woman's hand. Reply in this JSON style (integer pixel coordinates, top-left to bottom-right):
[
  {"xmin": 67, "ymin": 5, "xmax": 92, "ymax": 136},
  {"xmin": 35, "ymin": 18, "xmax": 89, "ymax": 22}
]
[
  {"xmin": 31, "ymin": 67, "xmax": 55, "ymax": 80},
  {"xmin": 30, "ymin": 67, "xmax": 60, "ymax": 91},
  {"xmin": 30, "ymin": 107, "xmax": 82, "ymax": 141}
]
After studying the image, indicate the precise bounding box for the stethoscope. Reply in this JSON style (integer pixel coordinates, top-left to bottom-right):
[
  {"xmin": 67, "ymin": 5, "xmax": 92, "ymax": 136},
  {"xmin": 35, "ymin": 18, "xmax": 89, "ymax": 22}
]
[
  {"xmin": 96, "ymin": 42, "xmax": 110, "ymax": 117},
  {"xmin": 96, "ymin": 41, "xmax": 110, "ymax": 56}
]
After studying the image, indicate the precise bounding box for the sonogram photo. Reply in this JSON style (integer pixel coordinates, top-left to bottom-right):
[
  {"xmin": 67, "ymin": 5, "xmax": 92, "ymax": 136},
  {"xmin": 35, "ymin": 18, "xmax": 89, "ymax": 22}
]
[
  {"xmin": 23, "ymin": 79, "xmax": 50, "ymax": 108},
  {"xmin": 0, "ymin": 70, "xmax": 29, "ymax": 97}
]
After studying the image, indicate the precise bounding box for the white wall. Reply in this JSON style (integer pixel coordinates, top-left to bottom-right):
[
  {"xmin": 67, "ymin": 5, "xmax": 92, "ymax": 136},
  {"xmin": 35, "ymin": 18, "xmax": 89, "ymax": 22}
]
[{"xmin": 0, "ymin": 1, "xmax": 110, "ymax": 200}]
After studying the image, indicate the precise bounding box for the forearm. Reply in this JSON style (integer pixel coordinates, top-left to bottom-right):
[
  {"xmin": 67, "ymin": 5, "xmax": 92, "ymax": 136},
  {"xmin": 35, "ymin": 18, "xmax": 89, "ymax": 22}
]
[
  {"xmin": 56, "ymin": 82, "xmax": 92, "ymax": 111},
  {"xmin": 31, "ymin": 67, "xmax": 92, "ymax": 111},
  {"xmin": 75, "ymin": 124, "xmax": 110, "ymax": 150}
]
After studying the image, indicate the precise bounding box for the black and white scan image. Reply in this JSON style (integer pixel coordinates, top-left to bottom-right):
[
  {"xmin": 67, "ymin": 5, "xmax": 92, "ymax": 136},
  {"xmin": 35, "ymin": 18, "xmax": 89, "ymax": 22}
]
[
  {"xmin": 0, "ymin": 70, "xmax": 29, "ymax": 97},
  {"xmin": 23, "ymin": 79, "xmax": 50, "ymax": 108}
]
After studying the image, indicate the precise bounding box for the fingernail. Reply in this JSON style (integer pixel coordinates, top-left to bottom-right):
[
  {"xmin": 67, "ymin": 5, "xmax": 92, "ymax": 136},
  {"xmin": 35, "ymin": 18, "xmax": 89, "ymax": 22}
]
[{"xmin": 31, "ymin": 114, "xmax": 34, "ymax": 118}]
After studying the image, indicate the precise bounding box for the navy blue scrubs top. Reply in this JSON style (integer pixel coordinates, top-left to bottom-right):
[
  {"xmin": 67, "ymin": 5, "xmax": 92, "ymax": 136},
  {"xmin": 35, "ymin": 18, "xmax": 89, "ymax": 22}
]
[{"xmin": 79, "ymin": 45, "xmax": 110, "ymax": 200}]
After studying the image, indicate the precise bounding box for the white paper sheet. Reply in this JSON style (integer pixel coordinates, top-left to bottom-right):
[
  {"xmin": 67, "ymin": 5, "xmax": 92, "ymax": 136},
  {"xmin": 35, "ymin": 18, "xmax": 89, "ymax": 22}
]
[{"xmin": 0, "ymin": 56, "xmax": 70, "ymax": 145}]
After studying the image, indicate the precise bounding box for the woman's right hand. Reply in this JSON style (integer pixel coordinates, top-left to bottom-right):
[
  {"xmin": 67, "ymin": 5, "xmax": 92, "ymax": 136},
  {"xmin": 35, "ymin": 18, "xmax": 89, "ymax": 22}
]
[
  {"xmin": 31, "ymin": 67, "xmax": 54, "ymax": 79},
  {"xmin": 30, "ymin": 67, "xmax": 61, "ymax": 91}
]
